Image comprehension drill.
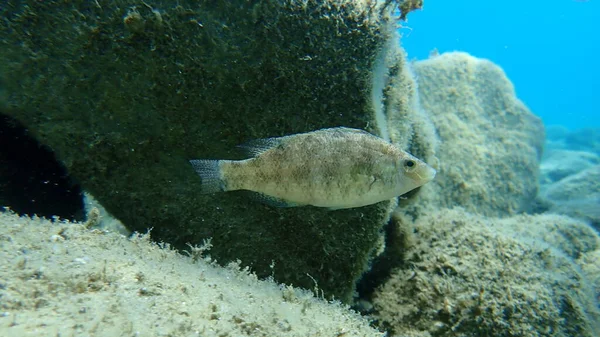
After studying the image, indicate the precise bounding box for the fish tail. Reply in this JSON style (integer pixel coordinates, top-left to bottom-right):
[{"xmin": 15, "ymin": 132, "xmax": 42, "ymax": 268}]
[{"xmin": 189, "ymin": 159, "xmax": 226, "ymax": 194}]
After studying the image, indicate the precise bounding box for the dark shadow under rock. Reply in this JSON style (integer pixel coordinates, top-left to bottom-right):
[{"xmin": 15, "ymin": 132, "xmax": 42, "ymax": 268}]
[{"xmin": 0, "ymin": 114, "xmax": 83, "ymax": 221}]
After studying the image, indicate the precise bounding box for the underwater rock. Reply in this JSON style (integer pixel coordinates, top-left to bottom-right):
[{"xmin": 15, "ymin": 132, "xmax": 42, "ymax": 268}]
[
  {"xmin": 541, "ymin": 165, "xmax": 600, "ymax": 202},
  {"xmin": 565, "ymin": 127, "xmax": 600, "ymax": 155},
  {"xmin": 538, "ymin": 148, "xmax": 600, "ymax": 230},
  {"xmin": 407, "ymin": 52, "xmax": 545, "ymax": 217},
  {"xmin": 544, "ymin": 196, "xmax": 600, "ymax": 233},
  {"xmin": 541, "ymin": 165, "xmax": 600, "ymax": 229},
  {"xmin": 0, "ymin": 211, "xmax": 383, "ymax": 336},
  {"xmin": 382, "ymin": 46, "xmax": 439, "ymax": 183},
  {"xmin": 82, "ymin": 192, "xmax": 129, "ymax": 235},
  {"xmin": 545, "ymin": 125, "xmax": 600, "ymax": 156},
  {"xmin": 578, "ymin": 249, "xmax": 600, "ymax": 308},
  {"xmin": 0, "ymin": 0, "xmax": 412, "ymax": 301},
  {"xmin": 371, "ymin": 208, "xmax": 600, "ymax": 337},
  {"xmin": 540, "ymin": 149, "xmax": 600, "ymax": 185},
  {"xmin": 545, "ymin": 124, "xmax": 570, "ymax": 142}
]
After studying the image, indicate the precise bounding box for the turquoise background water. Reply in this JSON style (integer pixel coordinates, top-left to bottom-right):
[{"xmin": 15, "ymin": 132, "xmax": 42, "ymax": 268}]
[{"xmin": 401, "ymin": 0, "xmax": 599, "ymax": 129}]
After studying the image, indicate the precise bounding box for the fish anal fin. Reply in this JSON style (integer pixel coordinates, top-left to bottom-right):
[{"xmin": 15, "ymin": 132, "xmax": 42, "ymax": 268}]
[{"xmin": 247, "ymin": 191, "xmax": 301, "ymax": 208}]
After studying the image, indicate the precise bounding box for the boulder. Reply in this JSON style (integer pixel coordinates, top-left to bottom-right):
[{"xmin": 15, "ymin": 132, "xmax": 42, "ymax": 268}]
[
  {"xmin": 372, "ymin": 208, "xmax": 600, "ymax": 337},
  {"xmin": 0, "ymin": 0, "xmax": 409, "ymax": 301},
  {"xmin": 545, "ymin": 125, "xmax": 600, "ymax": 156},
  {"xmin": 541, "ymin": 165, "xmax": 600, "ymax": 229},
  {"xmin": 565, "ymin": 128, "xmax": 600, "ymax": 155},
  {"xmin": 405, "ymin": 52, "xmax": 545, "ymax": 216},
  {"xmin": 540, "ymin": 149, "xmax": 600, "ymax": 185}
]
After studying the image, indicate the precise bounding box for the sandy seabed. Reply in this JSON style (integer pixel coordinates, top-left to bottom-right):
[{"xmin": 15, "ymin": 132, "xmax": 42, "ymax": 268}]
[{"xmin": 0, "ymin": 211, "xmax": 382, "ymax": 337}]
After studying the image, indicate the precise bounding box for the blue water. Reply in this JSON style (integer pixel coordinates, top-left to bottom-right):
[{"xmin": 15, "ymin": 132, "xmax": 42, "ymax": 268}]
[{"xmin": 400, "ymin": 0, "xmax": 599, "ymax": 130}]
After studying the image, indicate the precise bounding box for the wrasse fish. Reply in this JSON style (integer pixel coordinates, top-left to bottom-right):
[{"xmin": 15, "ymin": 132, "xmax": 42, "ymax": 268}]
[{"xmin": 190, "ymin": 127, "xmax": 436, "ymax": 209}]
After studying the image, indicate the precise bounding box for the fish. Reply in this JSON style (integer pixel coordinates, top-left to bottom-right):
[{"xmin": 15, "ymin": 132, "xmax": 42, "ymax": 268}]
[{"xmin": 189, "ymin": 127, "xmax": 436, "ymax": 209}]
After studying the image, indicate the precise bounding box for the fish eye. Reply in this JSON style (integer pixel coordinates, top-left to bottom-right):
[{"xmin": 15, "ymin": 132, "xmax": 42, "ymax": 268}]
[{"xmin": 404, "ymin": 159, "xmax": 415, "ymax": 168}]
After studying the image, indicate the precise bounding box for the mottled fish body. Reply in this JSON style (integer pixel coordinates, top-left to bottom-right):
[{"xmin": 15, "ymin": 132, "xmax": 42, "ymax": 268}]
[{"xmin": 190, "ymin": 127, "xmax": 436, "ymax": 209}]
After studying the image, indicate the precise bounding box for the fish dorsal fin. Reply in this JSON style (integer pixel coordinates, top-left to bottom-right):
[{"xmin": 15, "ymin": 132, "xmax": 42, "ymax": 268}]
[
  {"xmin": 236, "ymin": 127, "xmax": 376, "ymax": 158},
  {"xmin": 326, "ymin": 127, "xmax": 379, "ymax": 138},
  {"xmin": 325, "ymin": 126, "xmax": 369, "ymax": 134},
  {"xmin": 237, "ymin": 137, "xmax": 282, "ymax": 157}
]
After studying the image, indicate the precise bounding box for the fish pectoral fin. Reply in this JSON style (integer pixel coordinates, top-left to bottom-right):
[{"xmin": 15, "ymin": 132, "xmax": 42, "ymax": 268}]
[
  {"xmin": 247, "ymin": 191, "xmax": 301, "ymax": 208},
  {"xmin": 237, "ymin": 137, "xmax": 282, "ymax": 157}
]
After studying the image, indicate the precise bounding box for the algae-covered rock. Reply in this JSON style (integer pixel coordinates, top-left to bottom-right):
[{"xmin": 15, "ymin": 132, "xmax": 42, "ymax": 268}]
[
  {"xmin": 545, "ymin": 125, "xmax": 600, "ymax": 156},
  {"xmin": 564, "ymin": 127, "xmax": 600, "ymax": 155},
  {"xmin": 0, "ymin": 0, "xmax": 409, "ymax": 300},
  {"xmin": 372, "ymin": 208, "xmax": 600, "ymax": 337},
  {"xmin": 539, "ymin": 131, "xmax": 600, "ymax": 230},
  {"xmin": 362, "ymin": 37, "xmax": 440, "ymax": 221},
  {"xmin": 541, "ymin": 165, "xmax": 600, "ymax": 229},
  {"xmin": 540, "ymin": 149, "xmax": 599, "ymax": 185},
  {"xmin": 578, "ymin": 249, "xmax": 600, "ymax": 305},
  {"xmin": 383, "ymin": 46, "xmax": 439, "ymax": 174},
  {"xmin": 541, "ymin": 164, "xmax": 600, "ymax": 205},
  {"xmin": 407, "ymin": 52, "xmax": 545, "ymax": 217},
  {"xmin": 0, "ymin": 211, "xmax": 384, "ymax": 337}
]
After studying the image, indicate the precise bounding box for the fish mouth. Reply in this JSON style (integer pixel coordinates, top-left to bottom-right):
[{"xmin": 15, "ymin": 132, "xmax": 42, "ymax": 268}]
[
  {"xmin": 425, "ymin": 166, "xmax": 437, "ymax": 181},
  {"xmin": 414, "ymin": 165, "xmax": 437, "ymax": 183}
]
